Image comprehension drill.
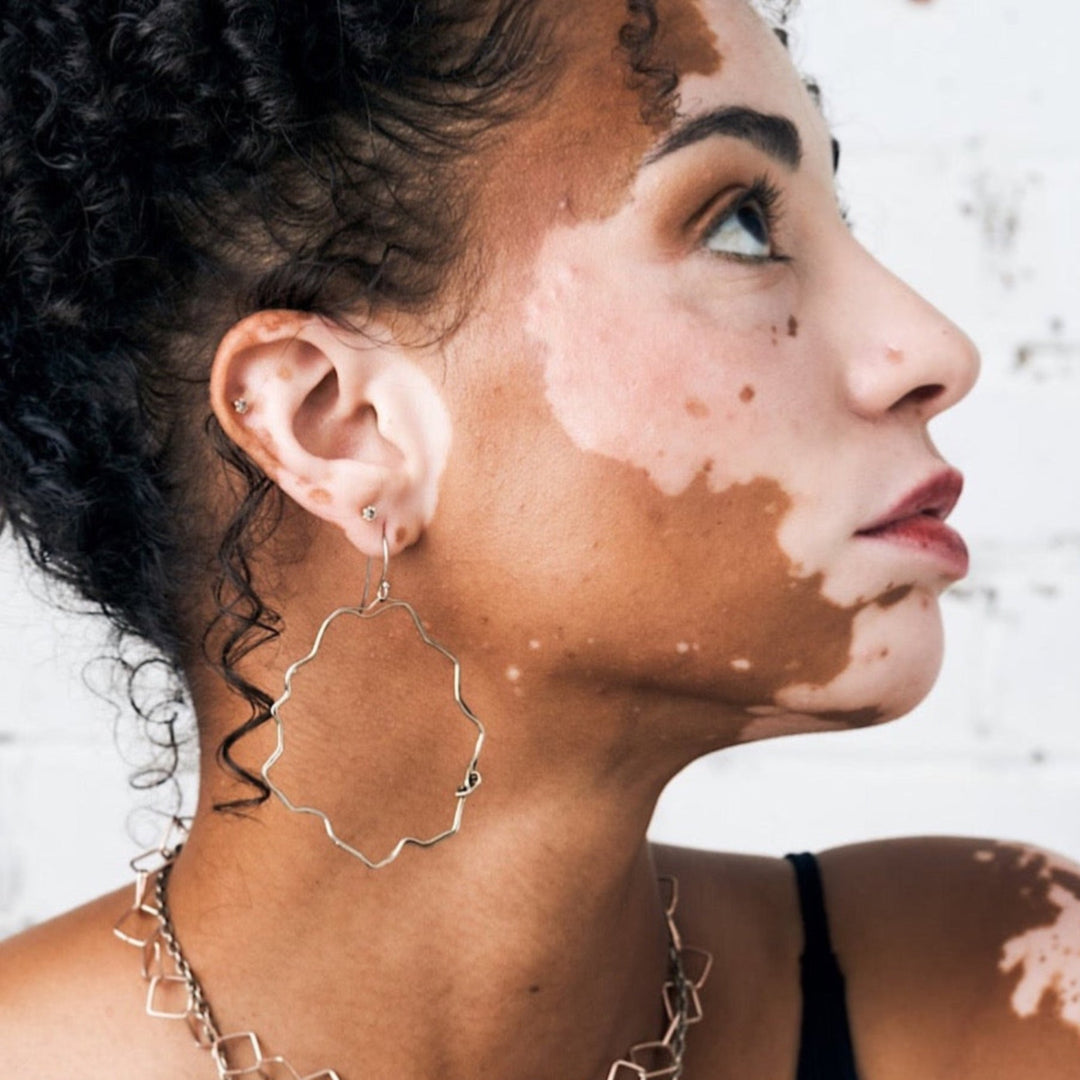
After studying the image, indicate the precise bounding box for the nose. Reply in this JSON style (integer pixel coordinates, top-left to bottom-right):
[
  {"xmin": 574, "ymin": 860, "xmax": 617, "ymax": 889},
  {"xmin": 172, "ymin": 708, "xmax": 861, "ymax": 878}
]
[{"xmin": 835, "ymin": 245, "xmax": 980, "ymax": 422}]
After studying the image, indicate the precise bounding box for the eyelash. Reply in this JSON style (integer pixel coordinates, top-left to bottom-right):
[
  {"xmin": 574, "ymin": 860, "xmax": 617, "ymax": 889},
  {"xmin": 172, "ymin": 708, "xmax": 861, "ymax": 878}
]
[{"xmin": 701, "ymin": 176, "xmax": 790, "ymax": 264}]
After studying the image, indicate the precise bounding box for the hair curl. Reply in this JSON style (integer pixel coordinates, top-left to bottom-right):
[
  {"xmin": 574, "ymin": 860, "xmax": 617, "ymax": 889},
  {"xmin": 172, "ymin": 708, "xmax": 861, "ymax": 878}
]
[{"xmin": 0, "ymin": 0, "xmax": 687, "ymax": 808}]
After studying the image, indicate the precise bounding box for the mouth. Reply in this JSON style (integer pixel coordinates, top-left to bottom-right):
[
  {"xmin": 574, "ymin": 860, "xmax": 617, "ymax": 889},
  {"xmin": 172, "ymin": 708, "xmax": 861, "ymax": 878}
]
[{"xmin": 855, "ymin": 468, "xmax": 969, "ymax": 577}]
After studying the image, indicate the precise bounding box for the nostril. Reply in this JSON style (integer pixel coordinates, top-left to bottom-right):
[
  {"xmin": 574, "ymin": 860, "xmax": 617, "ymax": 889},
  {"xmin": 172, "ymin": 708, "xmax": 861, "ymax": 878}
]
[{"xmin": 894, "ymin": 383, "xmax": 944, "ymax": 410}]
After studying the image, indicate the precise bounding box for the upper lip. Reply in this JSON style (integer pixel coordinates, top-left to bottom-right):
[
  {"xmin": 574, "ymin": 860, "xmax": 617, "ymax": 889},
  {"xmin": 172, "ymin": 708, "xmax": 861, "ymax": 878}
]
[{"xmin": 857, "ymin": 468, "xmax": 964, "ymax": 534}]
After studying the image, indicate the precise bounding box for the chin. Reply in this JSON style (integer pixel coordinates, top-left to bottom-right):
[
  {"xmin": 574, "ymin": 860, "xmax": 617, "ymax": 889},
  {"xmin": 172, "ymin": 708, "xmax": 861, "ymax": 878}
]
[{"xmin": 771, "ymin": 585, "xmax": 946, "ymax": 731}]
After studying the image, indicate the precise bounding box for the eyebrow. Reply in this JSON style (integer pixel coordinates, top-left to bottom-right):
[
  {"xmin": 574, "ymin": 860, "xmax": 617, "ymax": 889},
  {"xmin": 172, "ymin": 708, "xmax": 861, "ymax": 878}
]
[{"xmin": 645, "ymin": 106, "xmax": 804, "ymax": 170}]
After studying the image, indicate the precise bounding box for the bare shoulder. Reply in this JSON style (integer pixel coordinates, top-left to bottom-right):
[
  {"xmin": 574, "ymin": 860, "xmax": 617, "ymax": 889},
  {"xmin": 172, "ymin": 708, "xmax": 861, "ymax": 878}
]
[
  {"xmin": 653, "ymin": 838, "xmax": 1080, "ymax": 1080},
  {"xmin": 0, "ymin": 886, "xmax": 165, "ymax": 1076},
  {"xmin": 818, "ymin": 836, "xmax": 1080, "ymax": 1080}
]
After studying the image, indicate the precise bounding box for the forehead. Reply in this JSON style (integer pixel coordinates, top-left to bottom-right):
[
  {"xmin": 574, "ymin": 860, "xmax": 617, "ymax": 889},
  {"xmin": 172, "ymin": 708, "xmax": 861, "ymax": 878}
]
[
  {"xmin": 471, "ymin": 0, "xmax": 818, "ymax": 268},
  {"xmin": 681, "ymin": 0, "xmax": 817, "ymax": 124}
]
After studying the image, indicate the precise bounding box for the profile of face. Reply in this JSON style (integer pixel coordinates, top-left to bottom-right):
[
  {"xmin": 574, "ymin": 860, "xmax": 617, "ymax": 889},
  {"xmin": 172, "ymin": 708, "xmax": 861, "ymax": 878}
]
[
  {"xmin": 419, "ymin": 0, "xmax": 980, "ymax": 740},
  {"xmin": 220, "ymin": 0, "xmax": 980, "ymax": 758}
]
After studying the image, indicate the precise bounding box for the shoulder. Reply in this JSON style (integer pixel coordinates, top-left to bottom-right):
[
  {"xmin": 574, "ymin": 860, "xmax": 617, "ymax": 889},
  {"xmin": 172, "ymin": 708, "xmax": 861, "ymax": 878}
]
[
  {"xmin": 813, "ymin": 837, "xmax": 1080, "ymax": 1079},
  {"xmin": 812, "ymin": 838, "xmax": 1075, "ymax": 1075},
  {"xmin": 657, "ymin": 837, "xmax": 1080, "ymax": 1080},
  {"xmin": 0, "ymin": 886, "xmax": 166, "ymax": 1076}
]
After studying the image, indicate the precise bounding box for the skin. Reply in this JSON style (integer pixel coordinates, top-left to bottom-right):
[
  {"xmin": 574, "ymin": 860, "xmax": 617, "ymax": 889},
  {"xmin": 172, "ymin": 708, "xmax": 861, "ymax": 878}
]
[
  {"xmin": 995, "ymin": 846, "xmax": 1080, "ymax": 1036},
  {"xmin": 1, "ymin": 1, "xmax": 1078, "ymax": 1078}
]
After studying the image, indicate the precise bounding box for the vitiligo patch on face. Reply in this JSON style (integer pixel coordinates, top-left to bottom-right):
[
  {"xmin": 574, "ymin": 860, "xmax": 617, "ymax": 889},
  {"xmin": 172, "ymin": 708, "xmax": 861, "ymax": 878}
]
[
  {"xmin": 993, "ymin": 848, "xmax": 1080, "ymax": 1037},
  {"xmin": 523, "ymin": 252, "xmax": 908, "ymax": 712},
  {"xmin": 472, "ymin": 0, "xmax": 720, "ymax": 269},
  {"xmin": 527, "ymin": 250, "xmax": 729, "ymax": 499},
  {"xmin": 600, "ymin": 469, "xmax": 868, "ymax": 707},
  {"xmin": 490, "ymin": 0, "xmax": 947, "ymax": 726}
]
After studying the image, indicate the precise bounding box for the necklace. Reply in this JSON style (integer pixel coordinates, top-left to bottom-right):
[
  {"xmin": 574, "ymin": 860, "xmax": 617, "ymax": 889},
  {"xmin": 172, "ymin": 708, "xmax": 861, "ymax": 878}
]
[{"xmin": 114, "ymin": 834, "xmax": 712, "ymax": 1080}]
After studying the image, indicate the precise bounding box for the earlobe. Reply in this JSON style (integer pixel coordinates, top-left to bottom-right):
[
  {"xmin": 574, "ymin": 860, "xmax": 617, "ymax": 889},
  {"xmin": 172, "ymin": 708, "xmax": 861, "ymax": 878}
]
[{"xmin": 209, "ymin": 311, "xmax": 451, "ymax": 558}]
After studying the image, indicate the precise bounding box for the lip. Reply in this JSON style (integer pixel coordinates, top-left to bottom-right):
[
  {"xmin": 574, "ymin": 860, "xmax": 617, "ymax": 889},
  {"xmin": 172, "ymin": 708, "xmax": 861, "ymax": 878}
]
[{"xmin": 856, "ymin": 468, "xmax": 969, "ymax": 576}]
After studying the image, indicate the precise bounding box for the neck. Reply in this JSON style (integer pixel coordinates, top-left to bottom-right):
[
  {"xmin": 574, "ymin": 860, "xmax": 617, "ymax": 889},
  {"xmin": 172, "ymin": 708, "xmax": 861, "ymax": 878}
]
[
  {"xmin": 169, "ymin": 559, "xmax": 738, "ymax": 1080},
  {"xmin": 168, "ymin": 747, "xmax": 676, "ymax": 1080}
]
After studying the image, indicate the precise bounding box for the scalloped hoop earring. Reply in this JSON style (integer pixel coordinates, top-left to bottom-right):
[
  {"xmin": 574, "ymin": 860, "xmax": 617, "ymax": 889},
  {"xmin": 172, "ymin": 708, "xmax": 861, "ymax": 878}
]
[{"xmin": 260, "ymin": 528, "xmax": 485, "ymax": 870}]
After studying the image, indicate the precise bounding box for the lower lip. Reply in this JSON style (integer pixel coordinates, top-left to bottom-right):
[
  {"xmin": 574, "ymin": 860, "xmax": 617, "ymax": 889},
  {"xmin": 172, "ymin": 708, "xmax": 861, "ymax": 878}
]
[{"xmin": 857, "ymin": 516, "xmax": 970, "ymax": 577}]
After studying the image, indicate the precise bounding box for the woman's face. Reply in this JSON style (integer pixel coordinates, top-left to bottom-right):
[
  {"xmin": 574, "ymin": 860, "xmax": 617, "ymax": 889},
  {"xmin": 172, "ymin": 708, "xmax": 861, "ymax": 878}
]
[{"xmin": 422, "ymin": 0, "xmax": 979, "ymax": 744}]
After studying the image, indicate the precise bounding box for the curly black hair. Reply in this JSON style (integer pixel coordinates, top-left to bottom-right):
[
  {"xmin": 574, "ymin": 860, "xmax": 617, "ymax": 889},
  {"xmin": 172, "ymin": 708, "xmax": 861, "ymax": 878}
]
[{"xmin": 0, "ymin": 0, "xmax": 717, "ymax": 807}]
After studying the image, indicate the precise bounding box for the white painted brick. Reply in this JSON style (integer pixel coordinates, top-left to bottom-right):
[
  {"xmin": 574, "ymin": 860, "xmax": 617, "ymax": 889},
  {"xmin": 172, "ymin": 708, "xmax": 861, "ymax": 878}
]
[
  {"xmin": 944, "ymin": 383, "xmax": 1080, "ymax": 546},
  {"xmin": 651, "ymin": 755, "xmax": 1080, "ymax": 860},
  {"xmin": 0, "ymin": 742, "xmax": 135, "ymax": 938},
  {"xmin": 791, "ymin": 0, "xmax": 1080, "ymax": 153}
]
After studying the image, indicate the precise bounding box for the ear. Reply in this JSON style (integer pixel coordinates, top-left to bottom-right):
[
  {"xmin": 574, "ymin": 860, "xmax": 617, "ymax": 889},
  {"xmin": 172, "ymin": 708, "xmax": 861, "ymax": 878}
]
[{"xmin": 209, "ymin": 311, "xmax": 452, "ymax": 558}]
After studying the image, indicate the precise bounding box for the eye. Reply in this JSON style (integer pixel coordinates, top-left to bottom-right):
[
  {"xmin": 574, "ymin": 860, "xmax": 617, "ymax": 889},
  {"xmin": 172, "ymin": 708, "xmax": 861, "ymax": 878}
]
[{"xmin": 701, "ymin": 178, "xmax": 785, "ymax": 263}]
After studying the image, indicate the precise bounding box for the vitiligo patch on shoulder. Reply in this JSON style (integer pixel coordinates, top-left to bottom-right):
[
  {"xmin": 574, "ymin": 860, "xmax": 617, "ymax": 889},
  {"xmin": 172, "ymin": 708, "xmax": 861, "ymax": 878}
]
[{"xmin": 993, "ymin": 849, "xmax": 1080, "ymax": 1037}]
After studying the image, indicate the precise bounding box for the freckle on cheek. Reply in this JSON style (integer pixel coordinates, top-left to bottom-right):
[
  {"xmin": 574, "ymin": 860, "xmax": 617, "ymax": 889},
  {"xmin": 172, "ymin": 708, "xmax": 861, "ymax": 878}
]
[
  {"xmin": 685, "ymin": 398, "xmax": 710, "ymax": 419},
  {"xmin": 787, "ymin": 315, "xmax": 799, "ymax": 338},
  {"xmin": 739, "ymin": 385, "xmax": 756, "ymax": 404}
]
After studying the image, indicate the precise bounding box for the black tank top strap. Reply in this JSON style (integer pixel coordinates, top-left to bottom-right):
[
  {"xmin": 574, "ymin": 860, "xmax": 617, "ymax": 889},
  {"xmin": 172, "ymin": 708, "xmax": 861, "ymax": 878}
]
[{"xmin": 784, "ymin": 853, "xmax": 862, "ymax": 1080}]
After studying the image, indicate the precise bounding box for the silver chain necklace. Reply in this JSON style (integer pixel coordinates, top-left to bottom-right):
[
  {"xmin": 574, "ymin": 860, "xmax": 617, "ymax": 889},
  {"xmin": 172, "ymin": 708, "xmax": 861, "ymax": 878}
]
[{"xmin": 114, "ymin": 834, "xmax": 712, "ymax": 1080}]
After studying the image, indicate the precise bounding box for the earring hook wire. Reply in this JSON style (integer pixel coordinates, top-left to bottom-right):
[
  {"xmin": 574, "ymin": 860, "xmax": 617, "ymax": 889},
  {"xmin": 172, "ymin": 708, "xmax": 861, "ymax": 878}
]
[{"xmin": 260, "ymin": 528, "xmax": 484, "ymax": 870}]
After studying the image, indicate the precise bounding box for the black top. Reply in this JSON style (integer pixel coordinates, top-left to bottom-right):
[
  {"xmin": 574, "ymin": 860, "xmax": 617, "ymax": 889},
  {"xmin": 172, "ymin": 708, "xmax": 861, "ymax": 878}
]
[{"xmin": 784, "ymin": 853, "xmax": 862, "ymax": 1080}]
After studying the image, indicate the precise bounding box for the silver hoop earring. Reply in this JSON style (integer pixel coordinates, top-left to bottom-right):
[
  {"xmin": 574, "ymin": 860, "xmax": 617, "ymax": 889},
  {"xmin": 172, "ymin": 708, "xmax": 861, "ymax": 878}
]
[{"xmin": 260, "ymin": 533, "xmax": 485, "ymax": 870}]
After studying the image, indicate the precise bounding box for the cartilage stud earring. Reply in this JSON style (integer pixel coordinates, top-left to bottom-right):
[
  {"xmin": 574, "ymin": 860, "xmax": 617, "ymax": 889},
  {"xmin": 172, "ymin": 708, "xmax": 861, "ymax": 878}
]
[
  {"xmin": 362, "ymin": 505, "xmax": 377, "ymax": 521},
  {"xmin": 232, "ymin": 398, "xmax": 250, "ymax": 415}
]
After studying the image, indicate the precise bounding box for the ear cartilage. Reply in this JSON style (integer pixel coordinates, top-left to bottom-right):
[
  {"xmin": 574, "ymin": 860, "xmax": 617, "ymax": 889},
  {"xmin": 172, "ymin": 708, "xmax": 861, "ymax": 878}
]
[
  {"xmin": 232, "ymin": 398, "xmax": 250, "ymax": 415},
  {"xmin": 361, "ymin": 505, "xmax": 378, "ymax": 522}
]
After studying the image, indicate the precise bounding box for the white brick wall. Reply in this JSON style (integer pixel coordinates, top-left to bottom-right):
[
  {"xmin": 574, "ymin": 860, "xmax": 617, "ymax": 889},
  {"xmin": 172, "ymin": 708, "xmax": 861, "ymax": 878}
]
[{"xmin": 2, "ymin": 0, "xmax": 1079, "ymax": 938}]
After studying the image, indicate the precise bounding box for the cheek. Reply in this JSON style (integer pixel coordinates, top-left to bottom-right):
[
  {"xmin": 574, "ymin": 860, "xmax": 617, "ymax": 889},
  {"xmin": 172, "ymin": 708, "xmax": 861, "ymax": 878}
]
[
  {"xmin": 453, "ymin": 384, "xmax": 868, "ymax": 712},
  {"xmin": 657, "ymin": 476, "xmax": 863, "ymax": 706},
  {"xmin": 516, "ymin": 234, "xmax": 865, "ymax": 709},
  {"xmin": 506, "ymin": 229, "xmax": 928, "ymax": 718},
  {"xmin": 524, "ymin": 240, "xmax": 808, "ymax": 502}
]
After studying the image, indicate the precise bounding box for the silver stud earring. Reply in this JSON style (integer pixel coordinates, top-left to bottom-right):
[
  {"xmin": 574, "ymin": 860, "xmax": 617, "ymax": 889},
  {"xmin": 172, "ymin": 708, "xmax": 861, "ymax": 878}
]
[
  {"xmin": 361, "ymin": 505, "xmax": 377, "ymax": 522},
  {"xmin": 232, "ymin": 398, "xmax": 250, "ymax": 415}
]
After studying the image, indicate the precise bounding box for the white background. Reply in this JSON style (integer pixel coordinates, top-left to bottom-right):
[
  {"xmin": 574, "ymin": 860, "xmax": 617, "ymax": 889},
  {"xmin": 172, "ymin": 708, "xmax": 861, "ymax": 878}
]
[{"xmin": 2, "ymin": 0, "xmax": 1079, "ymax": 939}]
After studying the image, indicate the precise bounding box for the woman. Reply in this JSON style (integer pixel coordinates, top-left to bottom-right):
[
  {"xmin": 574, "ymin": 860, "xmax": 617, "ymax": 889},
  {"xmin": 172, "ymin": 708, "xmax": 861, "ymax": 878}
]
[{"xmin": 1, "ymin": 0, "xmax": 1077, "ymax": 1076}]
